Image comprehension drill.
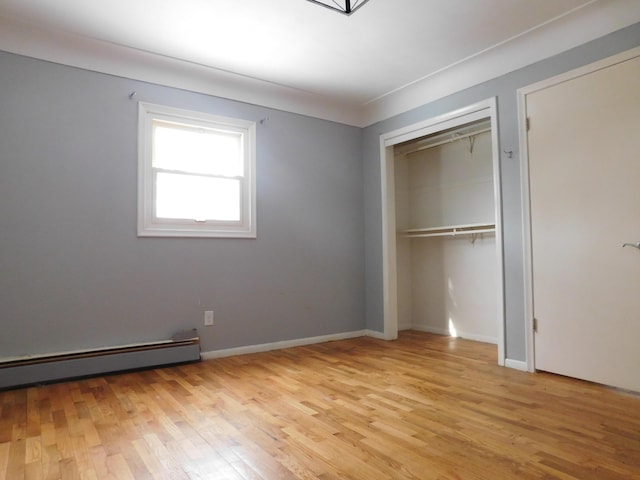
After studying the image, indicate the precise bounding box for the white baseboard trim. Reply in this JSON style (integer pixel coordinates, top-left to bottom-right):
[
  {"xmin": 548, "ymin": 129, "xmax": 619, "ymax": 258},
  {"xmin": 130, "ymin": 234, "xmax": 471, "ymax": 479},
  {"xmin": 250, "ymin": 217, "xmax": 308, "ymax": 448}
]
[
  {"xmin": 411, "ymin": 325, "xmax": 449, "ymax": 336},
  {"xmin": 411, "ymin": 325, "xmax": 498, "ymax": 345},
  {"xmin": 365, "ymin": 329, "xmax": 391, "ymax": 340},
  {"xmin": 458, "ymin": 332, "xmax": 498, "ymax": 345},
  {"xmin": 505, "ymin": 358, "xmax": 529, "ymax": 371},
  {"xmin": 200, "ymin": 327, "xmax": 509, "ymax": 361},
  {"xmin": 200, "ymin": 330, "xmax": 367, "ymax": 360}
]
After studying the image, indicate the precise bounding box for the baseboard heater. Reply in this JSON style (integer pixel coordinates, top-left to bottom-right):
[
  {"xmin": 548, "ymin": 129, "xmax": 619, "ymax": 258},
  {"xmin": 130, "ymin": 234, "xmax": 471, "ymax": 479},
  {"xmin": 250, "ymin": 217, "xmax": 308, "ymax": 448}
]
[{"xmin": 0, "ymin": 329, "xmax": 200, "ymax": 390}]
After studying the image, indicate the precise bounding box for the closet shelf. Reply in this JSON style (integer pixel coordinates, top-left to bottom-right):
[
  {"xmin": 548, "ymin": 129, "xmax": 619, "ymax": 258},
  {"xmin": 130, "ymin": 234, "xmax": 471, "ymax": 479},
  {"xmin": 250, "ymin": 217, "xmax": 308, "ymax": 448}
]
[{"xmin": 399, "ymin": 223, "xmax": 495, "ymax": 238}]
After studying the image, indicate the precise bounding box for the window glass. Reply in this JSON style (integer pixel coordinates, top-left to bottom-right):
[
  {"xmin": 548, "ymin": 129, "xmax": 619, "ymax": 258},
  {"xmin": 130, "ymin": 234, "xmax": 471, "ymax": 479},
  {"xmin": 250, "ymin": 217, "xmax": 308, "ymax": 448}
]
[
  {"xmin": 155, "ymin": 173, "xmax": 241, "ymax": 221},
  {"xmin": 152, "ymin": 121, "xmax": 243, "ymax": 177}
]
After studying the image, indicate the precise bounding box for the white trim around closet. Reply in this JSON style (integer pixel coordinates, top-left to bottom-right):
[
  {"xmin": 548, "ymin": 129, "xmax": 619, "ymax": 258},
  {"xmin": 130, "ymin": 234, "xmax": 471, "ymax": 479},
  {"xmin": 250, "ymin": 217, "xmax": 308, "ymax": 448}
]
[{"xmin": 379, "ymin": 98, "xmax": 506, "ymax": 366}]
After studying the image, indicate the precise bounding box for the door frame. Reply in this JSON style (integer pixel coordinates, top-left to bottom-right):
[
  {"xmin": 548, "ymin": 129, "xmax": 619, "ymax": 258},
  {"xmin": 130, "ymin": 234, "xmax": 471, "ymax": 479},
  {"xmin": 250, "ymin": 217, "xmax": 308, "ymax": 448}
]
[
  {"xmin": 379, "ymin": 97, "xmax": 506, "ymax": 366},
  {"xmin": 517, "ymin": 46, "xmax": 640, "ymax": 373}
]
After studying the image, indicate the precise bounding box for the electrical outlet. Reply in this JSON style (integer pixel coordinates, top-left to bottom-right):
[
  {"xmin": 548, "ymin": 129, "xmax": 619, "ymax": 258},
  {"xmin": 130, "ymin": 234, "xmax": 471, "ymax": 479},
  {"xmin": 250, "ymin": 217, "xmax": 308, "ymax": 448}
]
[{"xmin": 204, "ymin": 310, "xmax": 214, "ymax": 326}]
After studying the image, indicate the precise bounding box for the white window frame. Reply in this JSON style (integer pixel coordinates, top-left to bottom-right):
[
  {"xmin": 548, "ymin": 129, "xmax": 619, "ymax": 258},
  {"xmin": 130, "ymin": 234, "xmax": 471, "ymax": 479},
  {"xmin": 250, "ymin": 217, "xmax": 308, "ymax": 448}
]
[{"xmin": 138, "ymin": 102, "xmax": 256, "ymax": 238}]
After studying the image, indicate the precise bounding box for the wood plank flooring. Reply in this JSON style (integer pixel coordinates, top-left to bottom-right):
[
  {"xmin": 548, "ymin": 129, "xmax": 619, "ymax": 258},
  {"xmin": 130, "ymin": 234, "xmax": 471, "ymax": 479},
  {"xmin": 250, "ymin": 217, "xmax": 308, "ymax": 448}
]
[{"xmin": 1, "ymin": 331, "xmax": 639, "ymax": 479}]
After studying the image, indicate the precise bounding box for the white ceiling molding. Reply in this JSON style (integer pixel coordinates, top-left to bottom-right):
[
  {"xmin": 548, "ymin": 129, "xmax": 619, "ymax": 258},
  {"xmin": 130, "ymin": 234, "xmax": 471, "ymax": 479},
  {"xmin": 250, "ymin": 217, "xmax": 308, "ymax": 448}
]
[
  {"xmin": 1, "ymin": 1, "xmax": 639, "ymax": 128},
  {"xmin": 361, "ymin": 0, "xmax": 640, "ymax": 126},
  {"xmin": 0, "ymin": 15, "xmax": 363, "ymax": 126}
]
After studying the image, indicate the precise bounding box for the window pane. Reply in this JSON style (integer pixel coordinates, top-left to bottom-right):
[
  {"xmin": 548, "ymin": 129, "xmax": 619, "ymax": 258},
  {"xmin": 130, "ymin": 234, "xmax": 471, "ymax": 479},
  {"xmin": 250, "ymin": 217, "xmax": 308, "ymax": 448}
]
[
  {"xmin": 153, "ymin": 122, "xmax": 243, "ymax": 177},
  {"xmin": 155, "ymin": 172, "xmax": 241, "ymax": 221},
  {"xmin": 139, "ymin": 103, "xmax": 256, "ymax": 238}
]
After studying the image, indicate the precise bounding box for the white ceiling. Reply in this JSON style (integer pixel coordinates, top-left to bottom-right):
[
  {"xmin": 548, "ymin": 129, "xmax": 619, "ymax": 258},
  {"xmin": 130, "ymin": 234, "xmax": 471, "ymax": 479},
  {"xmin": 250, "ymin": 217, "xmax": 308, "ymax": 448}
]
[{"xmin": 0, "ymin": 0, "xmax": 639, "ymax": 126}]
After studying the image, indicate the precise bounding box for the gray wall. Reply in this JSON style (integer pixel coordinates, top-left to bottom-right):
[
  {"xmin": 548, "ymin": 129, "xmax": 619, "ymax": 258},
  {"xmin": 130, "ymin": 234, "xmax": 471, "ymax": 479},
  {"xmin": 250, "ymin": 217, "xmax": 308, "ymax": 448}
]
[
  {"xmin": 2, "ymin": 22, "xmax": 638, "ymax": 363},
  {"xmin": 363, "ymin": 23, "xmax": 640, "ymax": 361},
  {"xmin": 0, "ymin": 52, "xmax": 365, "ymax": 357}
]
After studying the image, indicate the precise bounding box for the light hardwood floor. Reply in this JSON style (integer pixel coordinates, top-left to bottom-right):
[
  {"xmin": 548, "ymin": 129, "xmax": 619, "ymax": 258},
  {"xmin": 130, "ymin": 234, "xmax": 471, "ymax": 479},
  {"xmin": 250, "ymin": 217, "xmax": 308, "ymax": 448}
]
[{"xmin": 1, "ymin": 331, "xmax": 639, "ymax": 479}]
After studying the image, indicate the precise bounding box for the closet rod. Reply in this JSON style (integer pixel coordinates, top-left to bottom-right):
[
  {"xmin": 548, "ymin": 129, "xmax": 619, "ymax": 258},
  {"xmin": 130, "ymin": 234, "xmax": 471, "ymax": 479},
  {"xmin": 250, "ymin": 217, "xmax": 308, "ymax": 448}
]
[
  {"xmin": 405, "ymin": 228, "xmax": 495, "ymax": 238},
  {"xmin": 404, "ymin": 127, "xmax": 491, "ymax": 156},
  {"xmin": 400, "ymin": 223, "xmax": 496, "ymax": 239}
]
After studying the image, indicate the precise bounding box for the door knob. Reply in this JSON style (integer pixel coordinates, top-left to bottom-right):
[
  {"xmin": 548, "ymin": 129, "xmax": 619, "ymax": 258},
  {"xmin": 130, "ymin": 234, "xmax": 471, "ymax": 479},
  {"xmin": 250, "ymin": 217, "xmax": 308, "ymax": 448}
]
[{"xmin": 622, "ymin": 242, "xmax": 640, "ymax": 249}]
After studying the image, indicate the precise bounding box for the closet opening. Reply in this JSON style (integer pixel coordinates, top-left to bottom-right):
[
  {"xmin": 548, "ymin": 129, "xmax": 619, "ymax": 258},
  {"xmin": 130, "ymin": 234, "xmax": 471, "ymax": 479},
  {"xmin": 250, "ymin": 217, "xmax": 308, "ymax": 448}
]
[{"xmin": 379, "ymin": 99, "xmax": 505, "ymax": 365}]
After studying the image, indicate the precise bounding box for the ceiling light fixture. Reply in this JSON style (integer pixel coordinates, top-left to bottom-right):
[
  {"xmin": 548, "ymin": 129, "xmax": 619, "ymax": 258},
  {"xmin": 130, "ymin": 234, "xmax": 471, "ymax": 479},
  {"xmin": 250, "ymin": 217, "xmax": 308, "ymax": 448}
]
[{"xmin": 306, "ymin": 0, "xmax": 370, "ymax": 16}]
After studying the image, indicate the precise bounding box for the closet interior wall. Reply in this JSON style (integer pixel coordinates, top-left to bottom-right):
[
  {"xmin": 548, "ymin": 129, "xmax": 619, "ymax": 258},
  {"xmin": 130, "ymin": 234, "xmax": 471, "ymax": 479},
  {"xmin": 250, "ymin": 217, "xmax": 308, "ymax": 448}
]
[{"xmin": 394, "ymin": 123, "xmax": 498, "ymax": 344}]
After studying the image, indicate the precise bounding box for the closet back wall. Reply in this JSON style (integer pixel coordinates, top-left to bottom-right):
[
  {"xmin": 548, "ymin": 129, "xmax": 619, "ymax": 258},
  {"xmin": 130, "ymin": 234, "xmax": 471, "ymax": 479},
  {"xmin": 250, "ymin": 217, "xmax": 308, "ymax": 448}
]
[
  {"xmin": 0, "ymin": 52, "xmax": 365, "ymax": 359},
  {"xmin": 395, "ymin": 131, "xmax": 498, "ymax": 342}
]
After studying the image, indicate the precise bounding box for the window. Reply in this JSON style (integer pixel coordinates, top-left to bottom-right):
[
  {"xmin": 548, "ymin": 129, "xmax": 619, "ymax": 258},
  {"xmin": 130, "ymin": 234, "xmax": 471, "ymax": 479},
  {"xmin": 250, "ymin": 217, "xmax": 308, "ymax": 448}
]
[{"xmin": 138, "ymin": 102, "xmax": 256, "ymax": 238}]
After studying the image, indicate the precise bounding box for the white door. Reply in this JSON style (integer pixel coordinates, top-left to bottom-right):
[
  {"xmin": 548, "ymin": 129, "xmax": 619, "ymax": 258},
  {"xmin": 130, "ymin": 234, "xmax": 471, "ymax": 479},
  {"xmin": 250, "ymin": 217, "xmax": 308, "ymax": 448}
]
[{"xmin": 526, "ymin": 52, "xmax": 640, "ymax": 392}]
